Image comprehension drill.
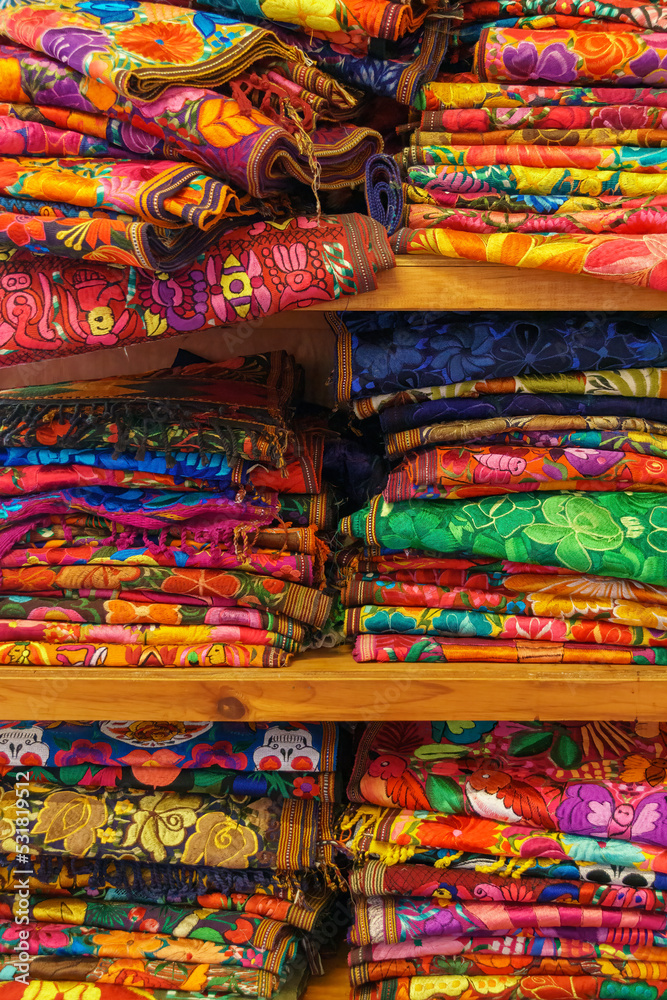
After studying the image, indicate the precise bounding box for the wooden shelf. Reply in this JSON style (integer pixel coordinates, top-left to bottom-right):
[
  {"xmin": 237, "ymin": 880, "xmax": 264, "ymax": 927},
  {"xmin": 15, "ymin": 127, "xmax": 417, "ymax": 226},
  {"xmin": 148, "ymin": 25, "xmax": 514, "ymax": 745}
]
[
  {"xmin": 309, "ymin": 257, "xmax": 667, "ymax": 311},
  {"xmin": 5, "ymin": 647, "xmax": 667, "ymax": 721},
  {"xmin": 304, "ymin": 948, "xmax": 349, "ymax": 1000}
]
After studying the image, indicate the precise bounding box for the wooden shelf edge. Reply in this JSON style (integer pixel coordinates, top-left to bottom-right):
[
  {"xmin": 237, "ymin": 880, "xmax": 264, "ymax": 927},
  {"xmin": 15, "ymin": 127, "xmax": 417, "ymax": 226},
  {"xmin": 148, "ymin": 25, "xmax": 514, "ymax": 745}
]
[
  {"xmin": 1, "ymin": 647, "xmax": 665, "ymax": 720},
  {"xmin": 307, "ymin": 257, "xmax": 667, "ymax": 311}
]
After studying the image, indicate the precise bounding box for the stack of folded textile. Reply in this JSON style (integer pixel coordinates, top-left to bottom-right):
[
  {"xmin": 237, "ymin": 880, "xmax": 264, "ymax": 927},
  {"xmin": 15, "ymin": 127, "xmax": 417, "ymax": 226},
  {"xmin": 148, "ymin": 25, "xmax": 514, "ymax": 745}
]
[
  {"xmin": 156, "ymin": 0, "xmax": 448, "ymax": 108},
  {"xmin": 0, "ymin": 349, "xmax": 340, "ymax": 667},
  {"xmin": 366, "ymin": 0, "xmax": 667, "ymax": 290},
  {"xmin": 0, "ymin": 718, "xmax": 347, "ymax": 1000},
  {"xmin": 341, "ymin": 717, "xmax": 667, "ymax": 1000},
  {"xmin": 0, "ymin": 0, "xmax": 402, "ymax": 366},
  {"xmin": 333, "ymin": 309, "xmax": 667, "ymax": 665}
]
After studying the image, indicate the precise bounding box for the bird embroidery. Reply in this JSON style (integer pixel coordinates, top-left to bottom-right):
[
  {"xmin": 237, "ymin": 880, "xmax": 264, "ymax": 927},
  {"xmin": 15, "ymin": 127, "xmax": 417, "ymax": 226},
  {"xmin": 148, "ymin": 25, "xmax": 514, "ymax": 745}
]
[{"xmin": 465, "ymin": 765, "xmax": 553, "ymax": 828}]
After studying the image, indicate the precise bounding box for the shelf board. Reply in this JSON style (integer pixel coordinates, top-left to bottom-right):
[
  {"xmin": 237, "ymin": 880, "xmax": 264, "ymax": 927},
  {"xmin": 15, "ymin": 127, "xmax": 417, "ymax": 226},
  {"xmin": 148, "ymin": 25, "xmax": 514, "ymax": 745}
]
[
  {"xmin": 4, "ymin": 647, "xmax": 667, "ymax": 721},
  {"xmin": 304, "ymin": 947, "xmax": 349, "ymax": 1000},
  {"xmin": 307, "ymin": 257, "xmax": 667, "ymax": 311}
]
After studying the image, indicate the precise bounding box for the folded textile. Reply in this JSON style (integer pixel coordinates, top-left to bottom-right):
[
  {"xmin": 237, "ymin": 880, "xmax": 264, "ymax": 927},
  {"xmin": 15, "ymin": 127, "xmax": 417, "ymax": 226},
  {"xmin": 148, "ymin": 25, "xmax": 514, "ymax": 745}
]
[
  {"xmin": 340, "ymin": 802, "xmax": 667, "ymax": 868},
  {"xmin": 0, "ymin": 0, "xmax": 306, "ymax": 100},
  {"xmin": 191, "ymin": 0, "xmax": 438, "ymax": 44},
  {"xmin": 474, "ymin": 28, "xmax": 667, "ymax": 87},
  {"xmin": 417, "ymin": 81, "xmax": 667, "ymax": 110},
  {"xmin": 0, "ymin": 720, "xmax": 338, "ymax": 772},
  {"xmin": 0, "ymin": 852, "xmax": 331, "ymax": 901},
  {"xmin": 0, "ymin": 985, "xmax": 285, "ymax": 1000},
  {"xmin": 347, "ymin": 719, "xmax": 667, "ymax": 827},
  {"xmin": 4, "ymin": 781, "xmax": 336, "ymax": 869},
  {"xmin": 349, "ymin": 860, "xmax": 667, "ymax": 906},
  {"xmin": 403, "ymin": 202, "xmax": 667, "ymax": 234},
  {"xmin": 0, "ymin": 955, "xmax": 284, "ymax": 996},
  {"xmin": 355, "ymin": 367, "xmax": 667, "ymax": 418},
  {"xmin": 352, "ymin": 633, "xmax": 667, "ymax": 662},
  {"xmin": 407, "ymin": 161, "xmax": 667, "ymax": 199},
  {"xmin": 341, "ymin": 492, "xmax": 667, "ymax": 585},
  {"xmin": 332, "ymin": 311, "xmax": 667, "ymax": 400},
  {"xmin": 0, "ymin": 41, "xmax": 378, "ymax": 196},
  {"xmin": 350, "ymin": 958, "xmax": 667, "ymax": 987},
  {"xmin": 0, "ymin": 916, "xmax": 301, "ymax": 975},
  {"xmin": 342, "ymin": 569, "xmax": 667, "ymax": 630},
  {"xmin": 383, "ymin": 443, "xmax": 667, "ymax": 499},
  {"xmin": 405, "ymin": 144, "xmax": 667, "ymax": 171},
  {"xmin": 345, "ymin": 605, "xmax": 667, "ymax": 646},
  {"xmin": 7, "ymin": 764, "xmax": 336, "ymax": 798},
  {"xmin": 0, "ymin": 214, "xmax": 393, "ymax": 366},
  {"xmin": 352, "ymin": 975, "xmax": 665, "ymax": 999},
  {"xmin": 460, "ymin": 0, "xmax": 667, "ymax": 32}
]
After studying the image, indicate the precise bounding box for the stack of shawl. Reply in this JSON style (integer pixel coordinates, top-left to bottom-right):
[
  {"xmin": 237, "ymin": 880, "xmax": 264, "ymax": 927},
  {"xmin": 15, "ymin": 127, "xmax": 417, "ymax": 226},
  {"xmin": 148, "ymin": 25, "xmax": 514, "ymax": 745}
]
[
  {"xmin": 341, "ymin": 718, "xmax": 667, "ymax": 1000},
  {"xmin": 0, "ymin": 0, "xmax": 398, "ymax": 366},
  {"xmin": 0, "ymin": 718, "xmax": 347, "ymax": 1000},
  {"xmin": 0, "ymin": 349, "xmax": 339, "ymax": 668},
  {"xmin": 333, "ymin": 309, "xmax": 667, "ymax": 666},
  {"xmin": 170, "ymin": 0, "xmax": 449, "ymax": 108},
  {"xmin": 368, "ymin": 0, "xmax": 667, "ymax": 290}
]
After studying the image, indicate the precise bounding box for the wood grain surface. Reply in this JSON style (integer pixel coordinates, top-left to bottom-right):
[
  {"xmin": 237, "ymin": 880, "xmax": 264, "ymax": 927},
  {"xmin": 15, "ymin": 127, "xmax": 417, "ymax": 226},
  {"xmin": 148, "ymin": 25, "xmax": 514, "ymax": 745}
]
[
  {"xmin": 3, "ymin": 648, "xmax": 665, "ymax": 720},
  {"xmin": 310, "ymin": 258, "xmax": 667, "ymax": 311}
]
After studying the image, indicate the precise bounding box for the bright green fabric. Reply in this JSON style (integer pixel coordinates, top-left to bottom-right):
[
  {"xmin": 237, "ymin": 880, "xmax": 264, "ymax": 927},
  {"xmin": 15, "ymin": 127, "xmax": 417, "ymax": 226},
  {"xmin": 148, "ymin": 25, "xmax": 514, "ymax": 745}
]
[{"xmin": 342, "ymin": 491, "xmax": 667, "ymax": 585}]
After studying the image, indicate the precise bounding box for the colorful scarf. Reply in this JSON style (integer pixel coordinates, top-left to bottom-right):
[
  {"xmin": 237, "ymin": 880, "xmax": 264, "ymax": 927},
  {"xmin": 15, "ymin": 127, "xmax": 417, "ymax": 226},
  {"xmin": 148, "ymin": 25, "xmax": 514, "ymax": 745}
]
[
  {"xmin": 417, "ymin": 81, "xmax": 667, "ymax": 110},
  {"xmin": 474, "ymin": 28, "xmax": 667, "ymax": 87},
  {"xmin": 403, "ymin": 202, "xmax": 667, "ymax": 235},
  {"xmin": 417, "ymin": 106, "xmax": 667, "ymax": 131},
  {"xmin": 339, "ymin": 802, "xmax": 667, "ymax": 869},
  {"xmin": 406, "ymin": 162, "xmax": 667, "ymax": 200},
  {"xmin": 0, "ymin": 0, "xmax": 305, "ymax": 100},
  {"xmin": 355, "ymin": 368, "xmax": 667, "ymax": 418},
  {"xmin": 0, "ymin": 154, "xmax": 256, "ymax": 224},
  {"xmin": 0, "ymin": 955, "xmax": 284, "ymax": 996},
  {"xmin": 196, "ymin": 0, "xmax": 437, "ymax": 42},
  {"xmin": 0, "ymin": 596, "xmax": 308, "ymax": 634},
  {"xmin": 350, "ymin": 956, "xmax": 667, "ymax": 988},
  {"xmin": 9, "ymin": 764, "xmax": 334, "ymax": 799},
  {"xmin": 352, "ymin": 975, "xmax": 666, "ymax": 1000},
  {"xmin": 379, "ymin": 399, "xmax": 667, "ymax": 435},
  {"xmin": 350, "ymin": 897, "xmax": 667, "ymax": 944},
  {"xmin": 345, "ymin": 605, "xmax": 667, "ymax": 647},
  {"xmin": 460, "ymin": 0, "xmax": 667, "ymax": 32},
  {"xmin": 0, "ymin": 985, "xmax": 268, "ymax": 1000},
  {"xmin": 383, "ymin": 443, "xmax": 667, "ymax": 500},
  {"xmin": 350, "ymin": 859, "xmax": 667, "ymax": 907},
  {"xmin": 409, "ymin": 128, "xmax": 667, "ymax": 149},
  {"xmin": 342, "ymin": 570, "xmax": 667, "ymax": 631},
  {"xmin": 0, "ymin": 42, "xmax": 378, "ymax": 196},
  {"xmin": 2, "ymin": 781, "xmax": 335, "ymax": 870},
  {"xmin": 0, "ymin": 567, "xmax": 333, "ymax": 628},
  {"xmin": 0, "ymin": 720, "xmax": 338, "ymax": 774},
  {"xmin": 0, "ymin": 353, "xmax": 298, "ymax": 465},
  {"xmin": 0, "ymin": 214, "xmax": 392, "ymax": 367},
  {"xmin": 347, "ymin": 719, "xmax": 667, "ymax": 833},
  {"xmin": 385, "ymin": 416, "xmax": 667, "ymax": 456},
  {"xmin": 352, "ymin": 848, "xmax": 667, "ymax": 891},
  {"xmin": 332, "ymin": 311, "xmax": 667, "ymax": 400},
  {"xmin": 341, "ymin": 492, "xmax": 667, "ymax": 585},
  {"xmin": 352, "ymin": 633, "xmax": 667, "ymax": 663},
  {"xmin": 0, "ymin": 916, "xmax": 300, "ymax": 976},
  {"xmin": 0, "ymin": 852, "xmax": 330, "ymax": 901},
  {"xmin": 404, "ymin": 144, "xmax": 667, "ymax": 171}
]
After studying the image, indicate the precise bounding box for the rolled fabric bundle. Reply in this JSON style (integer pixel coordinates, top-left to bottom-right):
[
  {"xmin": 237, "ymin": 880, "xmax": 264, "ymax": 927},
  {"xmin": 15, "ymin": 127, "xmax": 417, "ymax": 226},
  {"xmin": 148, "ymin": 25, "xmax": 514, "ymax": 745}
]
[{"xmin": 365, "ymin": 154, "xmax": 404, "ymax": 235}]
